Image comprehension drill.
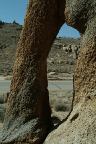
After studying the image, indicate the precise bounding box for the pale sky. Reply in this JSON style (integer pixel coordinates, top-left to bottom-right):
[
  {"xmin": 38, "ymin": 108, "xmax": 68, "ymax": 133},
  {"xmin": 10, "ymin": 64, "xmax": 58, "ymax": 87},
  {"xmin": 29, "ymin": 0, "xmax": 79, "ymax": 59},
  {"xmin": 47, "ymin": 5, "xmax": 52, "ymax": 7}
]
[{"xmin": 0, "ymin": 0, "xmax": 80, "ymax": 38}]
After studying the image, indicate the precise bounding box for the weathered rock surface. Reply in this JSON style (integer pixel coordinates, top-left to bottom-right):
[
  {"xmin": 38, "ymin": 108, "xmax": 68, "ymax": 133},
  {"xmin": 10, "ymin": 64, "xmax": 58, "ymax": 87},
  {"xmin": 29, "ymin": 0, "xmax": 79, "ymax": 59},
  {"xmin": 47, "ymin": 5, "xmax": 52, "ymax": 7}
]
[
  {"xmin": 44, "ymin": 98, "xmax": 96, "ymax": 144},
  {"xmin": 44, "ymin": 0, "xmax": 96, "ymax": 143},
  {"xmin": 1, "ymin": 0, "xmax": 96, "ymax": 143},
  {"xmin": 0, "ymin": 0, "xmax": 65, "ymax": 143}
]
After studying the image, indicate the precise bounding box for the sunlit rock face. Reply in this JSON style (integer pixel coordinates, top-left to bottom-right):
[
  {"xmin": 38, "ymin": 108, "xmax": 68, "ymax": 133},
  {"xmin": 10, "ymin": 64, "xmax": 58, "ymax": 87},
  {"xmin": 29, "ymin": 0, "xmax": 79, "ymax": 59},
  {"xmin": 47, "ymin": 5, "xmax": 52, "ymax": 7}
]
[
  {"xmin": 0, "ymin": 0, "xmax": 65, "ymax": 144},
  {"xmin": 44, "ymin": 0, "xmax": 96, "ymax": 144},
  {"xmin": 65, "ymin": 0, "xmax": 96, "ymax": 33}
]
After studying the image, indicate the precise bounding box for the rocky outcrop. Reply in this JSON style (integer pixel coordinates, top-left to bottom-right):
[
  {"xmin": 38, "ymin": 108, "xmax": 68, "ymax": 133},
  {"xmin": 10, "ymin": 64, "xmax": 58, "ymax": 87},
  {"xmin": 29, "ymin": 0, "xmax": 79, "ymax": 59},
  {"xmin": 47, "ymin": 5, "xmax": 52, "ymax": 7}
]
[
  {"xmin": 0, "ymin": 0, "xmax": 65, "ymax": 143},
  {"xmin": 44, "ymin": 0, "xmax": 96, "ymax": 143},
  {"xmin": 1, "ymin": 0, "xmax": 96, "ymax": 143}
]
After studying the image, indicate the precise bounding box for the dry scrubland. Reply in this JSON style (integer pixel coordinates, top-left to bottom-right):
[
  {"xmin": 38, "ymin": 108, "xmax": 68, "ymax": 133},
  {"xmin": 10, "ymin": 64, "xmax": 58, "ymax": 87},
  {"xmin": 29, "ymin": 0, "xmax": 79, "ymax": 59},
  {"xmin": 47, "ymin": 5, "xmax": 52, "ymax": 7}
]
[{"xmin": 0, "ymin": 21, "xmax": 80, "ymax": 77}]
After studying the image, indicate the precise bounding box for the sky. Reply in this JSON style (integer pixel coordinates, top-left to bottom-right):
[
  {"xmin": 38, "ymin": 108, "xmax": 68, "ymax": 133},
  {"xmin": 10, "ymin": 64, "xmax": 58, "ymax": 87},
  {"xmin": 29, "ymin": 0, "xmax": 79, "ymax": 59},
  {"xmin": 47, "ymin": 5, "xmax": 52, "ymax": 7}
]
[{"xmin": 0, "ymin": 0, "xmax": 80, "ymax": 38}]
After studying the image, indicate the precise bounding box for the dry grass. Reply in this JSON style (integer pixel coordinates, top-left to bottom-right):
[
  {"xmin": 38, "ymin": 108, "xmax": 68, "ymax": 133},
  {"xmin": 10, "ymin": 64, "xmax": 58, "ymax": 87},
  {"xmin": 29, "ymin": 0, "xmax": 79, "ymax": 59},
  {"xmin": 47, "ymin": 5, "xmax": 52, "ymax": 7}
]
[
  {"xmin": 49, "ymin": 90, "xmax": 73, "ymax": 125},
  {"xmin": 49, "ymin": 90, "xmax": 73, "ymax": 112}
]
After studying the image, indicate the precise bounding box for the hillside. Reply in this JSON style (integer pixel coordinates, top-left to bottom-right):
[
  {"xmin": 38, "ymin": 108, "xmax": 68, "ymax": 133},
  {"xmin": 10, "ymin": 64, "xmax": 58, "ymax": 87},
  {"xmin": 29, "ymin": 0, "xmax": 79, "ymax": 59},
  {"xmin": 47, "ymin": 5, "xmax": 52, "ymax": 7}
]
[
  {"xmin": 0, "ymin": 22, "xmax": 22, "ymax": 75},
  {"xmin": 0, "ymin": 22, "xmax": 80, "ymax": 77}
]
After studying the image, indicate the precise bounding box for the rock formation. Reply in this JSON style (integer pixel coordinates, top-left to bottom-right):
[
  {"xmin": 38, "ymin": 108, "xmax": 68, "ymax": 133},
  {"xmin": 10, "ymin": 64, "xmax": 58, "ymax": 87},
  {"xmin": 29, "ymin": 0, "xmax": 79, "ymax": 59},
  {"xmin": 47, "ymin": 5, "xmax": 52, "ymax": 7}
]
[
  {"xmin": 44, "ymin": 0, "xmax": 96, "ymax": 143},
  {"xmin": 0, "ymin": 0, "xmax": 65, "ymax": 143},
  {"xmin": 1, "ymin": 0, "xmax": 96, "ymax": 143}
]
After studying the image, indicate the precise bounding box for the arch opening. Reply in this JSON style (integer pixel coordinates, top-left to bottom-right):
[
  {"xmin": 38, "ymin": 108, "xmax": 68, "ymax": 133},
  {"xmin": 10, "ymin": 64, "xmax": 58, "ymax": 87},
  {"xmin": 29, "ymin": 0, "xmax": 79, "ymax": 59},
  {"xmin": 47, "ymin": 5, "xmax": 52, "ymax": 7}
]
[{"xmin": 48, "ymin": 23, "xmax": 80, "ymax": 126}]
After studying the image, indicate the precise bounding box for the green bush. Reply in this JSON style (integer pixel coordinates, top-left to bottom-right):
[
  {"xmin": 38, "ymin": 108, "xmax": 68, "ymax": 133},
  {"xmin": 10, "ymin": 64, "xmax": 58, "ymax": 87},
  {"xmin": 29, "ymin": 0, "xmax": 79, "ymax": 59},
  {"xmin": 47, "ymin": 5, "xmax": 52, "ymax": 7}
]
[
  {"xmin": 0, "ymin": 95, "xmax": 4, "ymax": 104},
  {"xmin": 0, "ymin": 20, "xmax": 5, "ymax": 26},
  {"xmin": 54, "ymin": 102, "xmax": 69, "ymax": 112}
]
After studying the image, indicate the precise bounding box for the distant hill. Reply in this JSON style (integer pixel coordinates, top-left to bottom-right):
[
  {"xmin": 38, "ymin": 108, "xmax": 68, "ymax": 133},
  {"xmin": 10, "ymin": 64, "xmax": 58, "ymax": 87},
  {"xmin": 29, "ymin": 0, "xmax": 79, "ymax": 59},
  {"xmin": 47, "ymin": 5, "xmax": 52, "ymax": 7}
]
[
  {"xmin": 0, "ymin": 22, "xmax": 22, "ymax": 75},
  {"xmin": 0, "ymin": 22, "xmax": 80, "ymax": 76}
]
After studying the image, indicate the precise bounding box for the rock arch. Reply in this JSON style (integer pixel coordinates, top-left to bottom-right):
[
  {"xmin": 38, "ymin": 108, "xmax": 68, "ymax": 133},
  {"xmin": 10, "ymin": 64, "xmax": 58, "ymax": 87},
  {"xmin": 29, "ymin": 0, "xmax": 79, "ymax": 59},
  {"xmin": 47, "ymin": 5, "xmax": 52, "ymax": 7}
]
[
  {"xmin": 45, "ymin": 0, "xmax": 96, "ymax": 143},
  {"xmin": 0, "ymin": 0, "xmax": 96, "ymax": 143}
]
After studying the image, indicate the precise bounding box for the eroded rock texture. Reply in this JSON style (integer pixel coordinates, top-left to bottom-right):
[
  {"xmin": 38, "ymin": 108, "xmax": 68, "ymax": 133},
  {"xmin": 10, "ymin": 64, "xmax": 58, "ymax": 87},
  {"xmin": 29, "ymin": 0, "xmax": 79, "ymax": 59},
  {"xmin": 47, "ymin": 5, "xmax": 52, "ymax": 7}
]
[
  {"xmin": 44, "ymin": 0, "xmax": 96, "ymax": 144},
  {"xmin": 0, "ymin": 0, "xmax": 65, "ymax": 143},
  {"xmin": 1, "ymin": 0, "xmax": 96, "ymax": 144}
]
